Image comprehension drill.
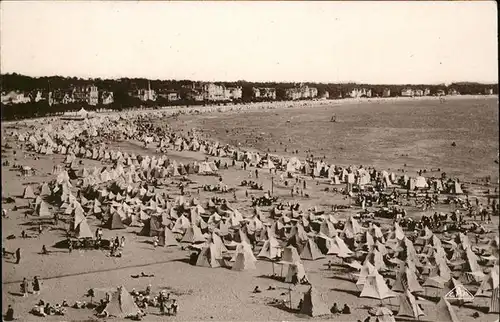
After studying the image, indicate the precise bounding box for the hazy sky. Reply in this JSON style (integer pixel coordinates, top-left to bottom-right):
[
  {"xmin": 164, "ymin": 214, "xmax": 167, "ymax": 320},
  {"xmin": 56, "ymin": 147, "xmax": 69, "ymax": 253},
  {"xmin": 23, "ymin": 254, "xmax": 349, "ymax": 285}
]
[{"xmin": 1, "ymin": 1, "xmax": 497, "ymax": 84}]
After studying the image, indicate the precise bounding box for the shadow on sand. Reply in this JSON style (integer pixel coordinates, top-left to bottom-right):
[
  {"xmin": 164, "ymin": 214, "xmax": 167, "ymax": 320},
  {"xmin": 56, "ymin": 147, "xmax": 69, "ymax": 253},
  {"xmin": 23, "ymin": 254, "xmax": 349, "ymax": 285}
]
[
  {"xmin": 267, "ymin": 302, "xmax": 302, "ymax": 316},
  {"xmin": 457, "ymin": 303, "xmax": 489, "ymax": 313},
  {"xmin": 256, "ymin": 274, "xmax": 286, "ymax": 282},
  {"xmin": 330, "ymin": 287, "xmax": 360, "ymax": 297},
  {"xmin": 169, "ymin": 257, "xmax": 192, "ymax": 265},
  {"xmin": 328, "ymin": 275, "xmax": 355, "ymax": 283},
  {"xmin": 3, "ymin": 260, "xmax": 19, "ymax": 265}
]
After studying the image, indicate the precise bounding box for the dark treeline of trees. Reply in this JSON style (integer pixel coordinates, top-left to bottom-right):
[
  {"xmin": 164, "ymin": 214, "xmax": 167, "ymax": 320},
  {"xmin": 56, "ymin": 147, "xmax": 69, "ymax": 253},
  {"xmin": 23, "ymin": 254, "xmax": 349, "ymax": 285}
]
[{"xmin": 1, "ymin": 73, "xmax": 498, "ymax": 121}]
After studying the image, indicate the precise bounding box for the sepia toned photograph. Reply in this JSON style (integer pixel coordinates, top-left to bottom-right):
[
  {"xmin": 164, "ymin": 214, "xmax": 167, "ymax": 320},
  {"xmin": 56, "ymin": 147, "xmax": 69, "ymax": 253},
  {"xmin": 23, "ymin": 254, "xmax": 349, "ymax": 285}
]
[{"xmin": 0, "ymin": 1, "xmax": 498, "ymax": 321}]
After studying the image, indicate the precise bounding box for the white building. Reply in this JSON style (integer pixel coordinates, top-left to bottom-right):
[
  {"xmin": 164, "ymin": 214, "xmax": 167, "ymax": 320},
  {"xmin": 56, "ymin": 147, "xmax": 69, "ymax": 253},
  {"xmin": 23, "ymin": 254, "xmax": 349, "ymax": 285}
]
[
  {"xmin": 401, "ymin": 88, "xmax": 414, "ymax": 97},
  {"xmin": 202, "ymin": 83, "xmax": 226, "ymax": 101},
  {"xmin": 1, "ymin": 91, "xmax": 31, "ymax": 105},
  {"xmin": 137, "ymin": 81, "xmax": 156, "ymax": 101},
  {"xmin": 286, "ymin": 84, "xmax": 318, "ymax": 100},
  {"xmin": 226, "ymin": 87, "xmax": 243, "ymax": 100},
  {"xmin": 349, "ymin": 88, "xmax": 372, "ymax": 98},
  {"xmin": 252, "ymin": 87, "xmax": 276, "ymax": 100}
]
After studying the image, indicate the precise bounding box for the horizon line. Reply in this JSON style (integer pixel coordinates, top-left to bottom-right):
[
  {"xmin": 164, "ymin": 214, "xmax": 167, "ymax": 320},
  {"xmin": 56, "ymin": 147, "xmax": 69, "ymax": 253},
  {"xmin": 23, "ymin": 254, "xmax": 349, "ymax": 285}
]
[{"xmin": 1, "ymin": 72, "xmax": 498, "ymax": 87}]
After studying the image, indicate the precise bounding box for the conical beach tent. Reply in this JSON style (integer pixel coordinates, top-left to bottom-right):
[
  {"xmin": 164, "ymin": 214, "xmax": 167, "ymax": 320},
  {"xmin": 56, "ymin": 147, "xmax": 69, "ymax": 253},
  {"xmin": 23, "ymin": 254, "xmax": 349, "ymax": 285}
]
[
  {"xmin": 300, "ymin": 239, "xmax": 325, "ymax": 261},
  {"xmin": 396, "ymin": 289, "xmax": 425, "ymax": 318},
  {"xmin": 105, "ymin": 212, "xmax": 126, "ymax": 230},
  {"xmin": 280, "ymin": 246, "xmax": 301, "ymax": 264},
  {"xmin": 232, "ymin": 251, "xmax": 257, "ymax": 271},
  {"xmin": 435, "ymin": 298, "xmax": 461, "ymax": 322},
  {"xmin": 103, "ymin": 286, "xmax": 139, "ymax": 318},
  {"xmin": 75, "ymin": 220, "xmax": 93, "ymax": 239},
  {"xmin": 360, "ymin": 272, "xmax": 396, "ymax": 300},
  {"xmin": 258, "ymin": 237, "xmax": 280, "ymax": 260},
  {"xmin": 158, "ymin": 227, "xmax": 179, "ymax": 247},
  {"xmin": 299, "ymin": 286, "xmax": 330, "ymax": 317},
  {"xmin": 139, "ymin": 216, "xmax": 162, "ymax": 237},
  {"xmin": 23, "ymin": 186, "xmax": 36, "ymax": 199},
  {"xmin": 392, "ymin": 264, "xmax": 424, "ymax": 293},
  {"xmin": 36, "ymin": 201, "xmax": 51, "ymax": 217},
  {"xmin": 196, "ymin": 243, "xmax": 224, "ymax": 268}
]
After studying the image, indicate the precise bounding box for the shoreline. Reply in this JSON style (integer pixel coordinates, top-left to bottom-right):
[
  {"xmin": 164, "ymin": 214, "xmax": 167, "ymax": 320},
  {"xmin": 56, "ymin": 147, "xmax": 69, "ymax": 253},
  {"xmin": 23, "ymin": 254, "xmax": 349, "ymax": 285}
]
[
  {"xmin": 2, "ymin": 94, "xmax": 497, "ymax": 125},
  {"xmin": 4, "ymin": 94, "xmax": 497, "ymax": 185}
]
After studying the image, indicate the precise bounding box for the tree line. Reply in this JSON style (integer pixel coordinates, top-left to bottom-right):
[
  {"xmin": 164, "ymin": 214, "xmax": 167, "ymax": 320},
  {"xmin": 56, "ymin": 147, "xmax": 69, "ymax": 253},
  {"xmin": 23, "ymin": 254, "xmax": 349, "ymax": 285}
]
[{"xmin": 1, "ymin": 73, "xmax": 497, "ymax": 121}]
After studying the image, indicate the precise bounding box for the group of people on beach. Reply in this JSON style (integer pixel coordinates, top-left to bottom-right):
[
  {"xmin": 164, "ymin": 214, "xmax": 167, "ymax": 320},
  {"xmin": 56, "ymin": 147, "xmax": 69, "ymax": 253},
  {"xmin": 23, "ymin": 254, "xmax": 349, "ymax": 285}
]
[
  {"xmin": 30, "ymin": 299, "xmax": 68, "ymax": 317},
  {"xmin": 130, "ymin": 286, "xmax": 179, "ymax": 317},
  {"xmin": 19, "ymin": 276, "xmax": 42, "ymax": 297}
]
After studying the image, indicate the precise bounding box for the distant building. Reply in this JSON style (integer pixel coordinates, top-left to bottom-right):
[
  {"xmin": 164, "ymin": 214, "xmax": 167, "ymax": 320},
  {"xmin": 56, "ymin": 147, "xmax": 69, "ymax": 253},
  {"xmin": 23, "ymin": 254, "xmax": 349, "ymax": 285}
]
[
  {"xmin": 27, "ymin": 90, "xmax": 45, "ymax": 103},
  {"xmin": 350, "ymin": 88, "xmax": 372, "ymax": 98},
  {"xmin": 401, "ymin": 88, "xmax": 414, "ymax": 97},
  {"xmin": 1, "ymin": 91, "xmax": 31, "ymax": 105},
  {"xmin": 448, "ymin": 88, "xmax": 460, "ymax": 96},
  {"xmin": 158, "ymin": 90, "xmax": 180, "ymax": 102},
  {"xmin": 48, "ymin": 92, "xmax": 54, "ymax": 106},
  {"xmin": 61, "ymin": 93, "xmax": 75, "ymax": 104},
  {"xmin": 73, "ymin": 85, "xmax": 99, "ymax": 105},
  {"xmin": 424, "ymin": 88, "xmax": 431, "ymax": 96},
  {"xmin": 100, "ymin": 91, "xmax": 114, "ymax": 105},
  {"xmin": 382, "ymin": 88, "xmax": 391, "ymax": 97},
  {"xmin": 226, "ymin": 87, "xmax": 243, "ymax": 101},
  {"xmin": 168, "ymin": 92, "xmax": 180, "ymax": 101},
  {"xmin": 88, "ymin": 85, "xmax": 99, "ymax": 105},
  {"xmin": 485, "ymin": 88, "xmax": 494, "ymax": 95},
  {"xmin": 285, "ymin": 88, "xmax": 301, "ymax": 100},
  {"xmin": 49, "ymin": 89, "xmax": 75, "ymax": 105},
  {"xmin": 285, "ymin": 84, "xmax": 318, "ymax": 100},
  {"xmin": 320, "ymin": 91, "xmax": 330, "ymax": 99},
  {"xmin": 307, "ymin": 87, "xmax": 318, "ymax": 98},
  {"xmin": 202, "ymin": 83, "xmax": 226, "ymax": 101},
  {"xmin": 436, "ymin": 89, "xmax": 446, "ymax": 96},
  {"xmin": 252, "ymin": 87, "xmax": 276, "ymax": 100},
  {"xmin": 414, "ymin": 89, "xmax": 424, "ymax": 97},
  {"xmin": 183, "ymin": 85, "xmax": 204, "ymax": 102},
  {"xmin": 134, "ymin": 81, "xmax": 156, "ymax": 101}
]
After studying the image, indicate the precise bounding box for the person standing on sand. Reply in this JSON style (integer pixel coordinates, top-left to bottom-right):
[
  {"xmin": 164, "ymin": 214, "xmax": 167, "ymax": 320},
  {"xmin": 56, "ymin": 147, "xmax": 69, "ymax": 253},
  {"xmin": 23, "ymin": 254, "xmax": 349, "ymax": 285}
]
[
  {"xmin": 291, "ymin": 272, "xmax": 298, "ymax": 286},
  {"xmin": 4, "ymin": 305, "xmax": 14, "ymax": 321},
  {"xmin": 21, "ymin": 277, "xmax": 28, "ymax": 297},
  {"xmin": 32, "ymin": 276, "xmax": 41, "ymax": 295},
  {"xmin": 15, "ymin": 248, "xmax": 21, "ymax": 264},
  {"xmin": 255, "ymin": 169, "xmax": 259, "ymax": 179},
  {"xmin": 171, "ymin": 299, "xmax": 178, "ymax": 316}
]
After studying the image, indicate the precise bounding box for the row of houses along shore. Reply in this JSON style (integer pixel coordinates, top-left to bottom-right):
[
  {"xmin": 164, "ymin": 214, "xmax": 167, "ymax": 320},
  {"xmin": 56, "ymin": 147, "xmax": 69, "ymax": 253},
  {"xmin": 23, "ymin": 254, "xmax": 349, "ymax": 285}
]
[{"xmin": 1, "ymin": 81, "xmax": 495, "ymax": 106}]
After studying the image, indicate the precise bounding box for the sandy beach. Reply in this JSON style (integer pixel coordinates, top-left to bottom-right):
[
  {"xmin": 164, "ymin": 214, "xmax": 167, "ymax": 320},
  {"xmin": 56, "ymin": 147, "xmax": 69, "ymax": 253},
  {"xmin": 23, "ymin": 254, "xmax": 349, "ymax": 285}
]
[{"xmin": 2, "ymin": 95, "xmax": 499, "ymax": 322}]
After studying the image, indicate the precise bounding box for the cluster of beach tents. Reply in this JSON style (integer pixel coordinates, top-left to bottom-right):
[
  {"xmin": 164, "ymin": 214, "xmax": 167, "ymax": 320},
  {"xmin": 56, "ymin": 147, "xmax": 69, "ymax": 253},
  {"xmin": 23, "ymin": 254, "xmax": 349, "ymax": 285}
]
[{"xmin": 11, "ymin": 109, "xmax": 496, "ymax": 320}]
